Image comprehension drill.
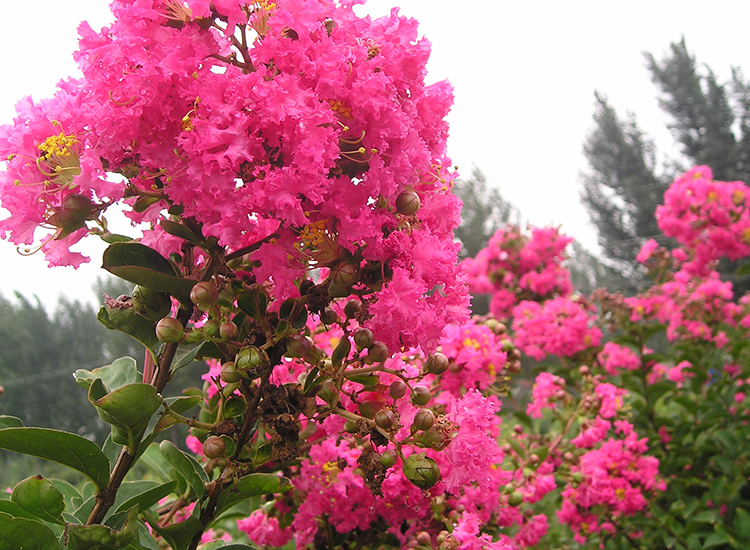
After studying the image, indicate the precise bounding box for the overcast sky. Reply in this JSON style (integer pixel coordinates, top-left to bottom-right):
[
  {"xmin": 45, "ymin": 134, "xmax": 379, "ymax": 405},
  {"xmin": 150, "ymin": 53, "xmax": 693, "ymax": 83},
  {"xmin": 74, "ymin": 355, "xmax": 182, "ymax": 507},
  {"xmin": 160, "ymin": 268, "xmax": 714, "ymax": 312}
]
[{"xmin": 2, "ymin": 0, "xmax": 750, "ymax": 307}]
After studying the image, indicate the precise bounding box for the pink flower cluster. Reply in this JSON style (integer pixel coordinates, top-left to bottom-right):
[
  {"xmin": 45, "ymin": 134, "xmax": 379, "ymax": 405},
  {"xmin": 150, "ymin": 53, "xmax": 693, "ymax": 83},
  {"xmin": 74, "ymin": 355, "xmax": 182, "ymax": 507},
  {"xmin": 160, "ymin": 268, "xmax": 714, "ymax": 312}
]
[
  {"xmin": 0, "ymin": 0, "xmax": 468, "ymax": 352},
  {"xmin": 463, "ymin": 226, "xmax": 573, "ymax": 319},
  {"xmin": 558, "ymin": 422, "xmax": 665, "ymax": 544},
  {"xmin": 656, "ymin": 165, "xmax": 750, "ymax": 275},
  {"xmin": 511, "ymin": 297, "xmax": 602, "ymax": 360}
]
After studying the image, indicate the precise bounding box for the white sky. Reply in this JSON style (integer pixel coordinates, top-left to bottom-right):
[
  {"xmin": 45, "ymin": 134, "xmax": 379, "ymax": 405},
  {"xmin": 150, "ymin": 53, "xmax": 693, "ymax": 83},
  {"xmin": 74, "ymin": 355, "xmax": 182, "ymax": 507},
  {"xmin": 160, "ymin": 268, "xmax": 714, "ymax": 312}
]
[{"xmin": 2, "ymin": 0, "xmax": 750, "ymax": 308}]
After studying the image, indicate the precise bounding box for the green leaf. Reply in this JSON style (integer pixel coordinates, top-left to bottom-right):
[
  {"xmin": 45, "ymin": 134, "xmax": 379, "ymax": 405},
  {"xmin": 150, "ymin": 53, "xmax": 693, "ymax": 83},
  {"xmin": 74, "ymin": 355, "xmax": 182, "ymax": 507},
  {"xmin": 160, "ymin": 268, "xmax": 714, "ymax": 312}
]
[
  {"xmin": 703, "ymin": 531, "xmax": 731, "ymax": 549},
  {"xmin": 89, "ymin": 382, "xmax": 163, "ymax": 450},
  {"xmin": 0, "ymin": 428, "xmax": 110, "ymax": 491},
  {"xmin": 97, "ymin": 307, "xmax": 159, "ymax": 361},
  {"xmin": 102, "ymin": 242, "xmax": 195, "ymax": 302},
  {"xmin": 159, "ymin": 219, "xmax": 202, "ymax": 245},
  {"xmin": 274, "ymin": 319, "xmax": 290, "ymax": 338},
  {"xmin": 224, "ymin": 397, "xmax": 247, "ymax": 419},
  {"xmin": 734, "ymin": 507, "xmax": 750, "ymax": 541},
  {"xmin": 212, "ymin": 474, "xmax": 291, "ymax": 521},
  {"xmin": 145, "ymin": 514, "xmax": 203, "ymax": 550},
  {"xmin": 11, "ymin": 475, "xmax": 65, "ymax": 525},
  {"xmin": 0, "ymin": 416, "xmax": 23, "ymax": 429},
  {"xmin": 291, "ymin": 308, "xmax": 308, "ymax": 330},
  {"xmin": 346, "ymin": 374, "xmax": 380, "ymax": 387},
  {"xmin": 236, "ymin": 291, "xmax": 267, "ymax": 321},
  {"xmin": 171, "ymin": 343, "xmax": 206, "ymax": 373},
  {"xmin": 67, "ymin": 507, "xmax": 138, "ymax": 550},
  {"xmin": 50, "ymin": 479, "xmax": 84, "ymax": 513},
  {"xmin": 302, "ymin": 367, "xmax": 325, "ymax": 395},
  {"xmin": 0, "ymin": 511, "xmax": 63, "ymax": 549},
  {"xmin": 278, "ymin": 298, "xmax": 295, "ymax": 319},
  {"xmin": 75, "ymin": 357, "xmax": 141, "ymax": 393},
  {"xmin": 0, "ymin": 500, "xmax": 41, "ymax": 521},
  {"xmin": 138, "ymin": 444, "xmax": 173, "ymax": 483},
  {"xmin": 159, "ymin": 440, "xmax": 208, "ymax": 499},
  {"xmin": 110, "ymin": 480, "xmax": 179, "ymax": 518},
  {"xmin": 331, "ymin": 337, "xmax": 351, "ymax": 368}
]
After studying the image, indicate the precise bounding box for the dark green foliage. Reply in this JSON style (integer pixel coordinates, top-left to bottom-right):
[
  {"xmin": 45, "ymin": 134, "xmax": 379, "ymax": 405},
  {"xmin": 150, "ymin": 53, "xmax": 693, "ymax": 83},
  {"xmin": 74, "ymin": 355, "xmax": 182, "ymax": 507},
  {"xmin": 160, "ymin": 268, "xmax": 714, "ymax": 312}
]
[
  {"xmin": 453, "ymin": 167, "xmax": 519, "ymax": 260},
  {"xmin": 582, "ymin": 38, "xmax": 750, "ymax": 291}
]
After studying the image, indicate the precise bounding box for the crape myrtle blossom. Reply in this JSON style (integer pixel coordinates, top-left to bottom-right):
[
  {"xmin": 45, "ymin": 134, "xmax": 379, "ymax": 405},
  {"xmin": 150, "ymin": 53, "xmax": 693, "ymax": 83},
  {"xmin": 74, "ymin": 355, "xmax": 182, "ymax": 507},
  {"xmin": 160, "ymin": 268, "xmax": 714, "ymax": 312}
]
[
  {"xmin": 463, "ymin": 226, "xmax": 573, "ymax": 320},
  {"xmin": 0, "ymin": 0, "xmax": 468, "ymax": 353}
]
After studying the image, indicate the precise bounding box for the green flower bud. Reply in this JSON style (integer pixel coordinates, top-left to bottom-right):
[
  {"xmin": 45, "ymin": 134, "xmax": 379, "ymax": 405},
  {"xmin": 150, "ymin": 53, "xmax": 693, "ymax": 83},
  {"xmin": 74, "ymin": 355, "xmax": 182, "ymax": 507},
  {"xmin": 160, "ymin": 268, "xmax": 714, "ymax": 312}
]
[
  {"xmin": 285, "ymin": 335, "xmax": 313, "ymax": 359},
  {"xmin": 190, "ymin": 281, "xmax": 219, "ymax": 311},
  {"xmin": 320, "ymin": 307, "xmax": 338, "ymax": 325},
  {"xmin": 353, "ymin": 328, "xmax": 375, "ymax": 350},
  {"xmin": 508, "ymin": 491, "xmax": 524, "ymax": 507},
  {"xmin": 202, "ymin": 435, "xmax": 226, "ymax": 459},
  {"xmin": 132, "ymin": 285, "xmax": 171, "ymax": 321},
  {"xmin": 219, "ymin": 321, "xmax": 238, "ymax": 341},
  {"xmin": 236, "ymin": 346, "xmax": 263, "ymax": 370},
  {"xmin": 366, "ymin": 341, "xmax": 389, "ymax": 364},
  {"xmin": 329, "ymin": 261, "xmax": 359, "ymax": 287},
  {"xmin": 424, "ymin": 352, "xmax": 449, "ymax": 375},
  {"xmin": 402, "ymin": 453, "xmax": 440, "ymax": 489},
  {"xmin": 410, "ymin": 386, "xmax": 431, "ymax": 406},
  {"xmin": 395, "ymin": 189, "xmax": 421, "ymax": 216},
  {"xmin": 318, "ymin": 380, "xmax": 339, "ymax": 406},
  {"xmin": 202, "ymin": 319, "xmax": 220, "ymax": 338},
  {"xmin": 48, "ymin": 193, "xmax": 94, "ymax": 234},
  {"xmin": 374, "ymin": 408, "xmax": 397, "ymax": 431},
  {"xmin": 344, "ymin": 300, "xmax": 362, "ymax": 319},
  {"xmin": 220, "ymin": 362, "xmax": 241, "ymax": 383},
  {"xmin": 389, "ymin": 380, "xmax": 407, "ymax": 400},
  {"xmin": 156, "ymin": 317, "xmax": 184, "ymax": 343},
  {"xmin": 380, "ymin": 449, "xmax": 399, "ymax": 468},
  {"xmin": 411, "ymin": 408, "xmax": 435, "ymax": 431}
]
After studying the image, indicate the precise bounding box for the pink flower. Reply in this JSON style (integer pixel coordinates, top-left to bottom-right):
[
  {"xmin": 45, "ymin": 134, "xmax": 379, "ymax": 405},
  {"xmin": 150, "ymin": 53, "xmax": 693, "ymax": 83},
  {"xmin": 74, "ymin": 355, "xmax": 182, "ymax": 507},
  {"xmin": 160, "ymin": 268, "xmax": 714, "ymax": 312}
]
[{"xmin": 526, "ymin": 373, "xmax": 566, "ymax": 418}]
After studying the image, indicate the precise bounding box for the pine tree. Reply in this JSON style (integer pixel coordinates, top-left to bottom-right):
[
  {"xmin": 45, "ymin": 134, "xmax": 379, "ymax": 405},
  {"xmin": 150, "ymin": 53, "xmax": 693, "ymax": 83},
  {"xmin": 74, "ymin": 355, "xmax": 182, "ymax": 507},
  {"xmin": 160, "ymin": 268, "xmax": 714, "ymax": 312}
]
[{"xmin": 582, "ymin": 38, "xmax": 750, "ymax": 289}]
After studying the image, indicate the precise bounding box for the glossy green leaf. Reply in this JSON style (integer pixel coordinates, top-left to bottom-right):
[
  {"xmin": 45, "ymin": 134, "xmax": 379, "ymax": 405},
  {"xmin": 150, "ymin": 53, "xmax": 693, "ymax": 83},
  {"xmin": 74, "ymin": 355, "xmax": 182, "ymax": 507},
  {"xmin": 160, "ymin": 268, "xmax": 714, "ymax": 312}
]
[
  {"xmin": 0, "ymin": 416, "xmax": 23, "ymax": 429},
  {"xmin": 278, "ymin": 298, "xmax": 295, "ymax": 319},
  {"xmin": 138, "ymin": 444, "xmax": 173, "ymax": 483},
  {"xmin": 302, "ymin": 366, "xmax": 325, "ymax": 395},
  {"xmin": 102, "ymin": 242, "xmax": 195, "ymax": 301},
  {"xmin": 110, "ymin": 480, "xmax": 179, "ymax": 518},
  {"xmin": 75, "ymin": 357, "xmax": 141, "ymax": 393},
  {"xmin": 11, "ymin": 475, "xmax": 65, "ymax": 525},
  {"xmin": 224, "ymin": 397, "xmax": 247, "ymax": 418},
  {"xmin": 291, "ymin": 307, "xmax": 308, "ymax": 330},
  {"xmin": 0, "ymin": 428, "xmax": 110, "ymax": 491},
  {"xmin": 159, "ymin": 441, "xmax": 208, "ymax": 499},
  {"xmin": 0, "ymin": 511, "xmax": 63, "ymax": 549},
  {"xmin": 331, "ymin": 337, "xmax": 351, "ymax": 368},
  {"xmin": 89, "ymin": 381, "xmax": 163, "ymax": 449},
  {"xmin": 0, "ymin": 500, "xmax": 40, "ymax": 521},
  {"xmin": 145, "ymin": 514, "xmax": 203, "ymax": 550},
  {"xmin": 171, "ymin": 343, "xmax": 206, "ymax": 373},
  {"xmin": 97, "ymin": 307, "xmax": 159, "ymax": 361},
  {"xmin": 274, "ymin": 319, "xmax": 289, "ymax": 338},
  {"xmin": 159, "ymin": 219, "xmax": 202, "ymax": 245},
  {"xmin": 67, "ymin": 507, "xmax": 138, "ymax": 550},
  {"xmin": 212, "ymin": 474, "xmax": 291, "ymax": 521}
]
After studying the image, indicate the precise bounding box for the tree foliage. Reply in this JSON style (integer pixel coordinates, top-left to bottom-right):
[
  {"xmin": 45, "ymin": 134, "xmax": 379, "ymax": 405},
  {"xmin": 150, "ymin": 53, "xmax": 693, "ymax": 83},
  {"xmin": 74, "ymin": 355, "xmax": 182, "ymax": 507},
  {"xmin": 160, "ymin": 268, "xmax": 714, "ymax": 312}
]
[{"xmin": 582, "ymin": 38, "xmax": 750, "ymax": 289}]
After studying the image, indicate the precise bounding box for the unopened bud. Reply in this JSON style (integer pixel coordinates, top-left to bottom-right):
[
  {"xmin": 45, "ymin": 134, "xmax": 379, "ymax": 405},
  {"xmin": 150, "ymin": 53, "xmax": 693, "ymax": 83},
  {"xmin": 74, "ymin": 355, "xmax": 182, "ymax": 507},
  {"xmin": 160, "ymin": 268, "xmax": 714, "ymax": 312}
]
[
  {"xmin": 329, "ymin": 261, "xmax": 359, "ymax": 288},
  {"xmin": 403, "ymin": 453, "xmax": 440, "ymax": 489},
  {"xmin": 508, "ymin": 491, "xmax": 524, "ymax": 507},
  {"xmin": 389, "ymin": 380, "xmax": 407, "ymax": 400},
  {"xmin": 320, "ymin": 307, "xmax": 338, "ymax": 325},
  {"xmin": 220, "ymin": 362, "xmax": 241, "ymax": 383},
  {"xmin": 354, "ymin": 328, "xmax": 375, "ymax": 350},
  {"xmin": 366, "ymin": 341, "xmax": 389, "ymax": 363},
  {"xmin": 411, "ymin": 408, "xmax": 435, "ymax": 432},
  {"xmin": 190, "ymin": 281, "xmax": 219, "ymax": 311},
  {"xmin": 395, "ymin": 189, "xmax": 421, "ymax": 216},
  {"xmin": 202, "ymin": 436, "xmax": 226, "ymax": 459},
  {"xmin": 219, "ymin": 321, "xmax": 238, "ymax": 340},
  {"xmin": 380, "ymin": 449, "xmax": 399, "ymax": 468},
  {"xmin": 410, "ymin": 386, "xmax": 431, "ymax": 406},
  {"xmin": 424, "ymin": 352, "xmax": 449, "ymax": 375},
  {"xmin": 156, "ymin": 317, "xmax": 184, "ymax": 343},
  {"xmin": 285, "ymin": 335, "xmax": 313, "ymax": 358},
  {"xmin": 344, "ymin": 300, "xmax": 362, "ymax": 319},
  {"xmin": 375, "ymin": 409, "xmax": 397, "ymax": 431},
  {"xmin": 132, "ymin": 286, "xmax": 171, "ymax": 321}
]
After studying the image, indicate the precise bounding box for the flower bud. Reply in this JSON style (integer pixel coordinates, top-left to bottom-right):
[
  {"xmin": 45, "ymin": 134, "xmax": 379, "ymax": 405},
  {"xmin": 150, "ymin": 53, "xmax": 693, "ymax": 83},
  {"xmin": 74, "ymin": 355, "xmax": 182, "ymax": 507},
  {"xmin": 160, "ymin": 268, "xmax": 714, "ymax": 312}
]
[
  {"xmin": 220, "ymin": 362, "xmax": 241, "ymax": 383},
  {"xmin": 202, "ymin": 435, "xmax": 226, "ymax": 459},
  {"xmin": 285, "ymin": 335, "xmax": 313, "ymax": 358},
  {"xmin": 389, "ymin": 380, "xmax": 407, "ymax": 400},
  {"xmin": 402, "ymin": 453, "xmax": 440, "ymax": 489},
  {"xmin": 48, "ymin": 193, "xmax": 94, "ymax": 234},
  {"xmin": 416, "ymin": 532, "xmax": 431, "ymax": 546},
  {"xmin": 219, "ymin": 321, "xmax": 238, "ymax": 341},
  {"xmin": 424, "ymin": 352, "xmax": 449, "ymax": 375},
  {"xmin": 156, "ymin": 317, "xmax": 184, "ymax": 343},
  {"xmin": 190, "ymin": 281, "xmax": 219, "ymax": 311},
  {"xmin": 236, "ymin": 346, "xmax": 262, "ymax": 370},
  {"xmin": 344, "ymin": 300, "xmax": 362, "ymax": 319},
  {"xmin": 410, "ymin": 386, "xmax": 431, "ymax": 406},
  {"xmin": 366, "ymin": 341, "xmax": 389, "ymax": 364},
  {"xmin": 132, "ymin": 286, "xmax": 171, "ymax": 321},
  {"xmin": 508, "ymin": 491, "xmax": 524, "ymax": 506},
  {"xmin": 380, "ymin": 449, "xmax": 399, "ymax": 468},
  {"xmin": 329, "ymin": 261, "xmax": 359, "ymax": 287},
  {"xmin": 318, "ymin": 380, "xmax": 339, "ymax": 406},
  {"xmin": 411, "ymin": 408, "xmax": 435, "ymax": 432},
  {"xmin": 375, "ymin": 409, "xmax": 397, "ymax": 431},
  {"xmin": 353, "ymin": 328, "xmax": 375, "ymax": 350},
  {"xmin": 395, "ymin": 189, "xmax": 421, "ymax": 216},
  {"xmin": 320, "ymin": 307, "xmax": 338, "ymax": 325},
  {"xmin": 202, "ymin": 319, "xmax": 220, "ymax": 338}
]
